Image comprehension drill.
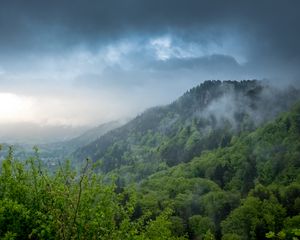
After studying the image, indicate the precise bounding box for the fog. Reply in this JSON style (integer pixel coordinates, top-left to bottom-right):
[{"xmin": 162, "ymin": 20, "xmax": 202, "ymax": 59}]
[{"xmin": 0, "ymin": 1, "xmax": 299, "ymax": 142}]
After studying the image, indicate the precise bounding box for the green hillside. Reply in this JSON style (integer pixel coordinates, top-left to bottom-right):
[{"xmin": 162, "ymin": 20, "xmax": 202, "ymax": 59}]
[
  {"xmin": 74, "ymin": 80, "xmax": 299, "ymax": 183},
  {"xmin": 136, "ymin": 102, "xmax": 300, "ymax": 239},
  {"xmin": 0, "ymin": 81, "xmax": 299, "ymax": 239},
  {"xmin": 0, "ymin": 99, "xmax": 299, "ymax": 240}
]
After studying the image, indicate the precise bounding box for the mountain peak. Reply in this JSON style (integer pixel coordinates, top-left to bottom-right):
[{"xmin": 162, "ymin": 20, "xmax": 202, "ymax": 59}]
[{"xmin": 74, "ymin": 80, "xmax": 300, "ymax": 177}]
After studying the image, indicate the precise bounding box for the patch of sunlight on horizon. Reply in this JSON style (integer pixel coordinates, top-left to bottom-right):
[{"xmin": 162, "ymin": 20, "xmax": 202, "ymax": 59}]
[{"xmin": 0, "ymin": 92, "xmax": 35, "ymax": 123}]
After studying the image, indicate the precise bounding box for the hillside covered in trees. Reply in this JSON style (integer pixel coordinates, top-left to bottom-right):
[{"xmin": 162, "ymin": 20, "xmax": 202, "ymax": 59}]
[
  {"xmin": 0, "ymin": 80, "xmax": 300, "ymax": 239},
  {"xmin": 136, "ymin": 101, "xmax": 300, "ymax": 239},
  {"xmin": 74, "ymin": 80, "xmax": 300, "ymax": 183}
]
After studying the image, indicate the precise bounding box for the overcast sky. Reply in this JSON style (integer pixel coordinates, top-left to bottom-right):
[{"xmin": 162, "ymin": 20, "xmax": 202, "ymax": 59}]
[{"xmin": 0, "ymin": 0, "xmax": 299, "ymax": 127}]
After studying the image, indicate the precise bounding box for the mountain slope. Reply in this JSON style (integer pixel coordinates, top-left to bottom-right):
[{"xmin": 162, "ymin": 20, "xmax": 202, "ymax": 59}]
[
  {"xmin": 137, "ymin": 101, "xmax": 300, "ymax": 239},
  {"xmin": 42, "ymin": 121, "xmax": 122, "ymax": 152},
  {"xmin": 36, "ymin": 121, "xmax": 124, "ymax": 164},
  {"xmin": 66, "ymin": 121, "xmax": 123, "ymax": 149},
  {"xmin": 74, "ymin": 80, "xmax": 300, "ymax": 181}
]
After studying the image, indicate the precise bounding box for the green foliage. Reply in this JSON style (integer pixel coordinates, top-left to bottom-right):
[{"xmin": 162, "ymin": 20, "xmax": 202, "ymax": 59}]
[
  {"xmin": 0, "ymin": 149, "xmax": 185, "ymax": 240},
  {"xmin": 139, "ymin": 209, "xmax": 186, "ymax": 240},
  {"xmin": 136, "ymin": 102, "xmax": 300, "ymax": 240},
  {"xmin": 188, "ymin": 215, "xmax": 215, "ymax": 239},
  {"xmin": 266, "ymin": 215, "xmax": 300, "ymax": 240},
  {"xmin": 221, "ymin": 196, "xmax": 286, "ymax": 240}
]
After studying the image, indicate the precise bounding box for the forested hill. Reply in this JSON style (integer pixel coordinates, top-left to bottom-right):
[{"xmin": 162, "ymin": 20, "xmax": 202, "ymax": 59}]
[
  {"xmin": 0, "ymin": 95, "xmax": 299, "ymax": 240},
  {"xmin": 74, "ymin": 80, "xmax": 300, "ymax": 181},
  {"xmin": 137, "ymin": 101, "xmax": 300, "ymax": 240}
]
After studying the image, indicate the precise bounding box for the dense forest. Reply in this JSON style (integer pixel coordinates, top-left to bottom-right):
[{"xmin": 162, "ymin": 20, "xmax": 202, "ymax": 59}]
[
  {"xmin": 0, "ymin": 80, "xmax": 300, "ymax": 239},
  {"xmin": 136, "ymin": 101, "xmax": 300, "ymax": 239},
  {"xmin": 75, "ymin": 80, "xmax": 299, "ymax": 182}
]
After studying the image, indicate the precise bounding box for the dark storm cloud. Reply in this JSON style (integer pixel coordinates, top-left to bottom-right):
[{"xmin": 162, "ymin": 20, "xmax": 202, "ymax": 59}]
[
  {"xmin": 0, "ymin": 0, "xmax": 299, "ymax": 133},
  {"xmin": 1, "ymin": 0, "xmax": 300, "ymax": 61}
]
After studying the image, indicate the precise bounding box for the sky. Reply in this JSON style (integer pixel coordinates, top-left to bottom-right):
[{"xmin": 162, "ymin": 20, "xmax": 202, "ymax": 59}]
[{"xmin": 0, "ymin": 0, "xmax": 300, "ymax": 134}]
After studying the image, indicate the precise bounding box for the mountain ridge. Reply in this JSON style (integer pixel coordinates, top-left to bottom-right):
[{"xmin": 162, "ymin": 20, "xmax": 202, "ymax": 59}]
[
  {"xmin": 74, "ymin": 80, "xmax": 300, "ymax": 181},
  {"xmin": 136, "ymin": 100, "xmax": 300, "ymax": 239}
]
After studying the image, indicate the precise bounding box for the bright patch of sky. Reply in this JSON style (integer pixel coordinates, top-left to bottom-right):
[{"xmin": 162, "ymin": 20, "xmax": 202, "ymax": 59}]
[
  {"xmin": 0, "ymin": 93, "xmax": 35, "ymax": 123},
  {"xmin": 149, "ymin": 35, "xmax": 247, "ymax": 64}
]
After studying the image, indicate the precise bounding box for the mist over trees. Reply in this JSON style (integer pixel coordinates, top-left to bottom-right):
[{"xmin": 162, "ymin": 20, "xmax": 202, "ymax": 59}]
[
  {"xmin": 0, "ymin": 80, "xmax": 300, "ymax": 239},
  {"xmin": 74, "ymin": 80, "xmax": 300, "ymax": 181}
]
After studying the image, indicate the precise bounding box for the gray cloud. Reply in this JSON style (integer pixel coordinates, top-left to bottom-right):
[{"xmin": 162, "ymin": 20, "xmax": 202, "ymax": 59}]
[
  {"xmin": 0, "ymin": 0, "xmax": 299, "ymax": 133},
  {"xmin": 150, "ymin": 55, "xmax": 241, "ymax": 71},
  {"xmin": 0, "ymin": 1, "xmax": 299, "ymax": 58}
]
